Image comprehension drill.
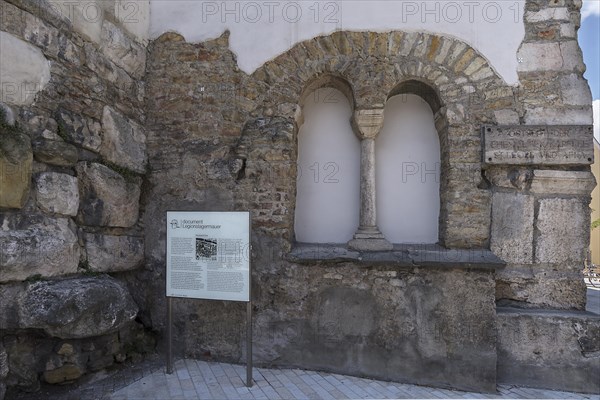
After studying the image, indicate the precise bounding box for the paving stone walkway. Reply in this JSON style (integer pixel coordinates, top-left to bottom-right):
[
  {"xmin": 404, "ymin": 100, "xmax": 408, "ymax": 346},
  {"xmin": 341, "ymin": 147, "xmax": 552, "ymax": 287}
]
[{"xmin": 105, "ymin": 359, "xmax": 599, "ymax": 400}]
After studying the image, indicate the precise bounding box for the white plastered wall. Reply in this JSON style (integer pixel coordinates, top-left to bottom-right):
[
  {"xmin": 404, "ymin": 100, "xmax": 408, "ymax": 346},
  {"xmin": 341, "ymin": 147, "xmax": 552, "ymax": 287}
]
[
  {"xmin": 150, "ymin": 0, "xmax": 525, "ymax": 84},
  {"xmin": 295, "ymin": 88, "xmax": 360, "ymax": 243},
  {"xmin": 376, "ymin": 94, "xmax": 440, "ymax": 244}
]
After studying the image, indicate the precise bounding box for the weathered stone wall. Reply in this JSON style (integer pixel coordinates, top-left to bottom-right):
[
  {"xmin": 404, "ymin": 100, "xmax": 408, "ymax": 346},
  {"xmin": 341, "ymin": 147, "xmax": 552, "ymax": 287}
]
[
  {"xmin": 490, "ymin": 0, "xmax": 595, "ymax": 310},
  {"xmin": 140, "ymin": 0, "xmax": 598, "ymax": 394},
  {"xmin": 141, "ymin": 27, "xmax": 511, "ymax": 391},
  {"xmin": 0, "ymin": 0, "xmax": 153, "ymax": 395},
  {"xmin": 1, "ymin": 0, "xmax": 598, "ymax": 395}
]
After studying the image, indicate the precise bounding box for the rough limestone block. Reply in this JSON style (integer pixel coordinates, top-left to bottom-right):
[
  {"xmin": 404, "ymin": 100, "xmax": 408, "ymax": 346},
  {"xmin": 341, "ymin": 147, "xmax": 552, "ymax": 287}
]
[
  {"xmin": 0, "ymin": 32, "xmax": 50, "ymax": 106},
  {"xmin": 517, "ymin": 43, "xmax": 563, "ymax": 72},
  {"xmin": 0, "ymin": 214, "xmax": 80, "ymax": 283},
  {"xmin": 491, "ymin": 192, "xmax": 534, "ymax": 264},
  {"xmin": 84, "ymin": 232, "xmax": 144, "ymax": 272},
  {"xmin": 530, "ymin": 170, "xmax": 596, "ymax": 195},
  {"xmin": 0, "ymin": 130, "xmax": 32, "ymax": 209},
  {"xmin": 525, "ymin": 7, "xmax": 570, "ymax": 22},
  {"xmin": 32, "ymin": 138, "xmax": 79, "ymax": 167},
  {"xmin": 101, "ymin": 106, "xmax": 147, "ymax": 173},
  {"xmin": 114, "ymin": 0, "xmax": 150, "ymax": 44},
  {"xmin": 494, "ymin": 110, "xmax": 520, "ymax": 125},
  {"xmin": 524, "ymin": 107, "xmax": 593, "ymax": 125},
  {"xmin": 560, "ymin": 74, "xmax": 593, "ymax": 106},
  {"xmin": 76, "ymin": 162, "xmax": 141, "ymax": 227},
  {"xmin": 0, "ymin": 343, "xmax": 7, "ymax": 397},
  {"xmin": 559, "ymin": 41, "xmax": 586, "ymax": 72},
  {"xmin": 55, "ymin": 109, "xmax": 102, "ymax": 152},
  {"xmin": 497, "ymin": 308, "xmax": 600, "ymax": 394},
  {"xmin": 0, "ymin": 276, "xmax": 138, "ymax": 339},
  {"xmin": 34, "ymin": 172, "xmax": 79, "ymax": 216},
  {"xmin": 100, "ymin": 20, "xmax": 147, "ymax": 78},
  {"xmin": 535, "ymin": 198, "xmax": 589, "ymax": 264},
  {"xmin": 43, "ymin": 364, "xmax": 83, "ymax": 384}
]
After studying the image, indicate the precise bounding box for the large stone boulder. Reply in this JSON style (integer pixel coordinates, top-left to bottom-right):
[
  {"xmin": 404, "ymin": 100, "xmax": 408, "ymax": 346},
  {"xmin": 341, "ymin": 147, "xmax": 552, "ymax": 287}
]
[
  {"xmin": 84, "ymin": 233, "xmax": 144, "ymax": 272},
  {"xmin": 76, "ymin": 162, "xmax": 141, "ymax": 227},
  {"xmin": 34, "ymin": 172, "xmax": 79, "ymax": 216},
  {"xmin": 0, "ymin": 276, "xmax": 138, "ymax": 339},
  {"xmin": 0, "ymin": 129, "xmax": 32, "ymax": 209},
  {"xmin": 0, "ymin": 214, "xmax": 80, "ymax": 283},
  {"xmin": 101, "ymin": 106, "xmax": 147, "ymax": 173}
]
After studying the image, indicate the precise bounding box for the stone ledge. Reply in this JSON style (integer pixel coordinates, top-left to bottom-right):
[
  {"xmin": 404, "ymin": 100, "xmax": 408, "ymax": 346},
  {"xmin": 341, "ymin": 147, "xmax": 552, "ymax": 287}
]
[
  {"xmin": 497, "ymin": 306, "xmax": 600, "ymax": 394},
  {"xmin": 288, "ymin": 243, "xmax": 505, "ymax": 271}
]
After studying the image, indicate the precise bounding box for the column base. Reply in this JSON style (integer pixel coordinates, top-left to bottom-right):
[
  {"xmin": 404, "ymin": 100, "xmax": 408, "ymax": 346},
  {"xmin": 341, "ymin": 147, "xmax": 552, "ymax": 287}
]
[{"xmin": 348, "ymin": 229, "xmax": 393, "ymax": 251}]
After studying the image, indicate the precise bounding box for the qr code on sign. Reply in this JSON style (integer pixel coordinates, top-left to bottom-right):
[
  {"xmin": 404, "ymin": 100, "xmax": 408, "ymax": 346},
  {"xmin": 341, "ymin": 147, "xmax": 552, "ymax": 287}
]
[{"xmin": 196, "ymin": 238, "xmax": 217, "ymax": 260}]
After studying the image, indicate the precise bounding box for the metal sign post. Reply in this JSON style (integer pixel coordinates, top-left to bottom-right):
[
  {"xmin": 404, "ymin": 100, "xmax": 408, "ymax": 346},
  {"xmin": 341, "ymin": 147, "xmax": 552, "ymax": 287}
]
[{"xmin": 164, "ymin": 211, "xmax": 252, "ymax": 387}]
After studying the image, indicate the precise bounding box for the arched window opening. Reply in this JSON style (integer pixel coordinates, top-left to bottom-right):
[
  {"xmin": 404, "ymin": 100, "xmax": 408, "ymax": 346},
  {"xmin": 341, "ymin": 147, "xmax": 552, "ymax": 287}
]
[
  {"xmin": 376, "ymin": 93, "xmax": 441, "ymax": 244},
  {"xmin": 294, "ymin": 87, "xmax": 360, "ymax": 243}
]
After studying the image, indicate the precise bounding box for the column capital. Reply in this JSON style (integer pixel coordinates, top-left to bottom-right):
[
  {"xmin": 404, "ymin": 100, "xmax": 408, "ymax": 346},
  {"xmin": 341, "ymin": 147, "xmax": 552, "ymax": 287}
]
[{"xmin": 353, "ymin": 109, "xmax": 385, "ymax": 140}]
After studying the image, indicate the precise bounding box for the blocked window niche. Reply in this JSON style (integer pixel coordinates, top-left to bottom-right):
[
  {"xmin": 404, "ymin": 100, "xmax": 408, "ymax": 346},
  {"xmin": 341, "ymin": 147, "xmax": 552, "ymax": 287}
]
[
  {"xmin": 376, "ymin": 94, "xmax": 441, "ymax": 244},
  {"xmin": 294, "ymin": 87, "xmax": 360, "ymax": 243}
]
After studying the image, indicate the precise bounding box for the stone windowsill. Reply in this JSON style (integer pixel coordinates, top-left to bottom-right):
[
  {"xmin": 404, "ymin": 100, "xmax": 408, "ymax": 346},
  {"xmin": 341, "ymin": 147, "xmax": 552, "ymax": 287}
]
[{"xmin": 288, "ymin": 243, "xmax": 505, "ymax": 272}]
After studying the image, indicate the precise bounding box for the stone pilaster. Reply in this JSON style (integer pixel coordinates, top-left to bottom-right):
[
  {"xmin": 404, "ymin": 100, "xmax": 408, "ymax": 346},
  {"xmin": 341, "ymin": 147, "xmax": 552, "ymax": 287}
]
[{"xmin": 348, "ymin": 109, "xmax": 393, "ymax": 251}]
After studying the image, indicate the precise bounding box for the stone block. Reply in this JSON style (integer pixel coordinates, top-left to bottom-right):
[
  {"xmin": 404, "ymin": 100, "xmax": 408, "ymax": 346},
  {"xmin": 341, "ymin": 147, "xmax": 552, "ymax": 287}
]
[
  {"xmin": 433, "ymin": 37, "xmax": 453, "ymax": 64},
  {"xmin": 84, "ymin": 233, "xmax": 144, "ymax": 272},
  {"xmin": 517, "ymin": 43, "xmax": 562, "ymax": 72},
  {"xmin": 530, "ymin": 170, "xmax": 596, "ymax": 195},
  {"xmin": 0, "ymin": 130, "xmax": 32, "ymax": 209},
  {"xmin": 495, "ymin": 267, "xmax": 586, "ymax": 309},
  {"xmin": 497, "ymin": 308, "xmax": 600, "ymax": 393},
  {"xmin": 471, "ymin": 66, "xmax": 495, "ymax": 81},
  {"xmin": 0, "ymin": 31, "xmax": 50, "ymax": 106},
  {"xmin": 525, "ymin": 7, "xmax": 570, "ymax": 22},
  {"xmin": 34, "ymin": 172, "xmax": 79, "ymax": 216},
  {"xmin": 0, "ymin": 344, "xmax": 7, "ymax": 380},
  {"xmin": 560, "ymin": 23, "xmax": 576, "ymax": 38},
  {"xmin": 560, "ymin": 41, "xmax": 586, "ymax": 72},
  {"xmin": 524, "ymin": 107, "xmax": 593, "ymax": 125},
  {"xmin": 1, "ymin": 276, "xmax": 139, "ymax": 339},
  {"xmin": 560, "ymin": 73, "xmax": 593, "ymax": 106},
  {"xmin": 0, "ymin": 103, "xmax": 15, "ymax": 126},
  {"xmin": 43, "ymin": 364, "xmax": 83, "ymax": 384},
  {"xmin": 76, "ymin": 162, "xmax": 141, "ymax": 228},
  {"xmin": 494, "ymin": 109, "xmax": 520, "ymax": 125},
  {"xmin": 464, "ymin": 57, "xmax": 486, "ymax": 76},
  {"xmin": 535, "ymin": 198, "xmax": 589, "ymax": 264},
  {"xmin": 114, "ymin": 0, "xmax": 150, "ymax": 44},
  {"xmin": 32, "ymin": 138, "xmax": 79, "ymax": 167},
  {"xmin": 55, "ymin": 109, "xmax": 102, "ymax": 152},
  {"xmin": 399, "ymin": 32, "xmax": 418, "ymax": 56},
  {"xmin": 100, "ymin": 20, "xmax": 147, "ymax": 79},
  {"xmin": 101, "ymin": 106, "xmax": 147, "ymax": 173},
  {"xmin": 0, "ymin": 214, "xmax": 80, "ymax": 283},
  {"xmin": 491, "ymin": 192, "xmax": 534, "ymax": 264}
]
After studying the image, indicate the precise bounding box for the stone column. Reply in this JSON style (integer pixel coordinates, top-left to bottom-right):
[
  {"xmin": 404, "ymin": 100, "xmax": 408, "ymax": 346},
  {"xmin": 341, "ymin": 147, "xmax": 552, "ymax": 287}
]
[{"xmin": 348, "ymin": 109, "xmax": 393, "ymax": 251}]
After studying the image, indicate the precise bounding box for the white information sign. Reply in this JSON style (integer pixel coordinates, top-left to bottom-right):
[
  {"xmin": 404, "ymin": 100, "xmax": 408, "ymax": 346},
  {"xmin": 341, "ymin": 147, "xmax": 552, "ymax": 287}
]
[{"xmin": 166, "ymin": 211, "xmax": 250, "ymax": 302}]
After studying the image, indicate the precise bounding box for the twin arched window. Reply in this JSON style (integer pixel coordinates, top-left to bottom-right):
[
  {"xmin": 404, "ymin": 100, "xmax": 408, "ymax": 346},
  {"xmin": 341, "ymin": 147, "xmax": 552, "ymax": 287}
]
[{"xmin": 294, "ymin": 85, "xmax": 441, "ymax": 245}]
